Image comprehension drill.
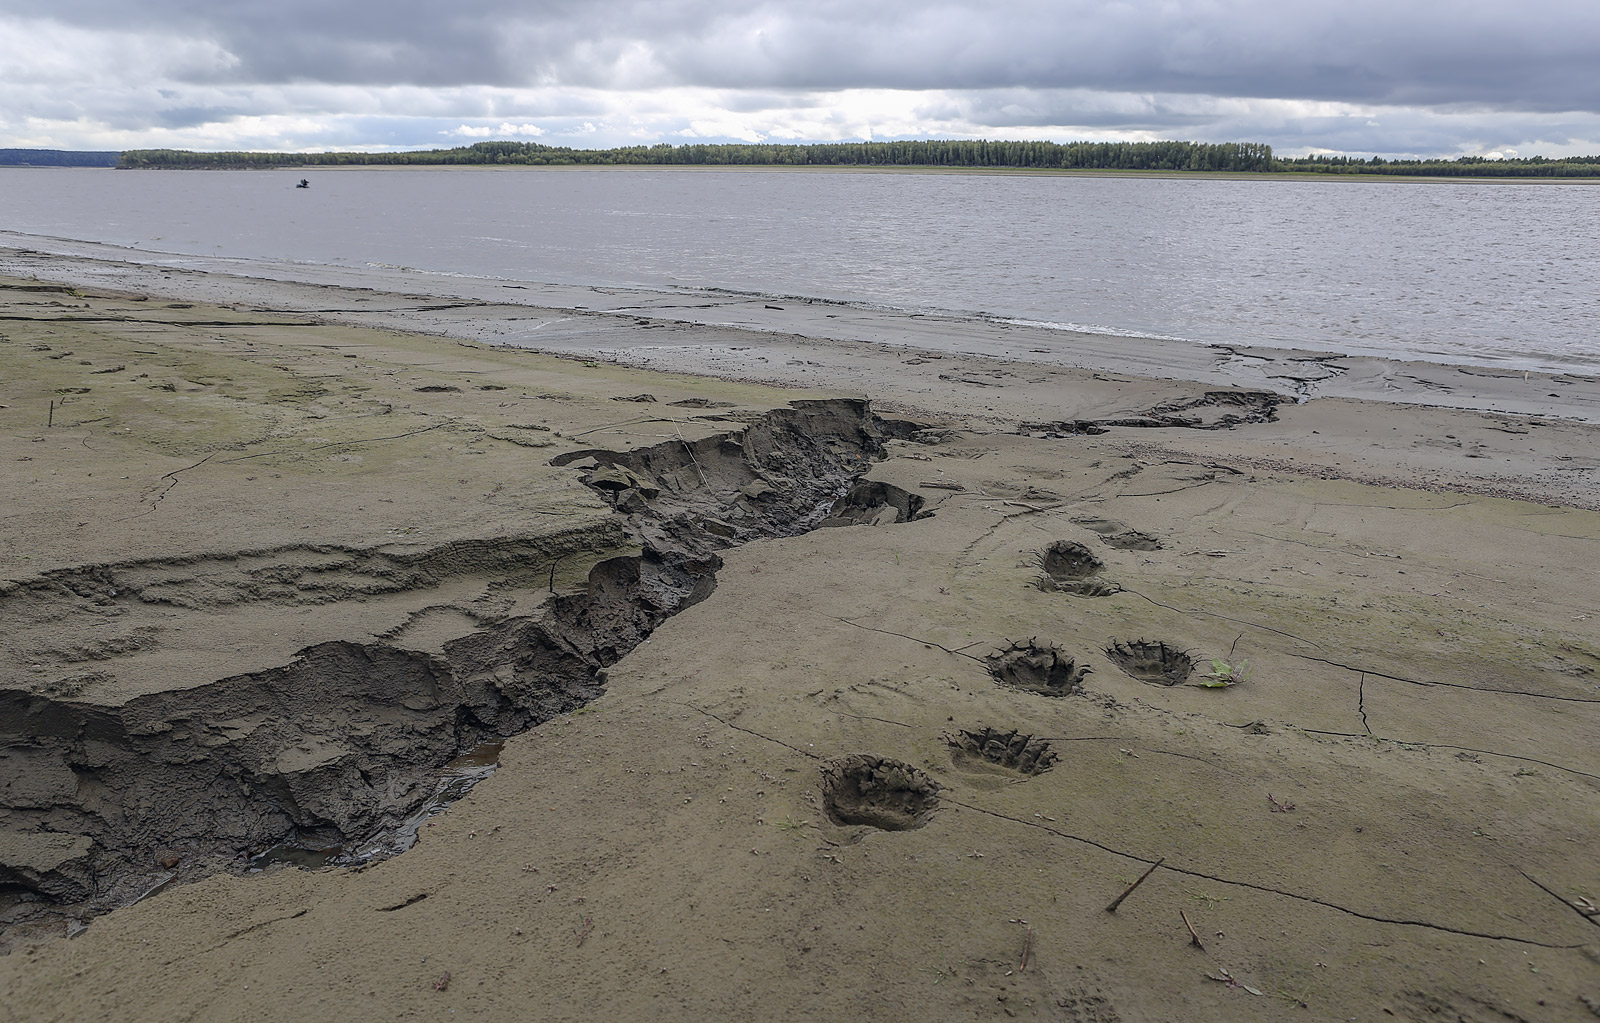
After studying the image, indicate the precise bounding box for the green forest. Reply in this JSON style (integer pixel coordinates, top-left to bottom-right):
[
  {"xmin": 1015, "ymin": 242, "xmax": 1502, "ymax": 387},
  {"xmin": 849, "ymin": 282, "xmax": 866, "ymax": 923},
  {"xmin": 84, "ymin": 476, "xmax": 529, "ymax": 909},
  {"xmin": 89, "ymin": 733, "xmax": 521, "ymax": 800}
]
[{"xmin": 115, "ymin": 140, "xmax": 1600, "ymax": 177}]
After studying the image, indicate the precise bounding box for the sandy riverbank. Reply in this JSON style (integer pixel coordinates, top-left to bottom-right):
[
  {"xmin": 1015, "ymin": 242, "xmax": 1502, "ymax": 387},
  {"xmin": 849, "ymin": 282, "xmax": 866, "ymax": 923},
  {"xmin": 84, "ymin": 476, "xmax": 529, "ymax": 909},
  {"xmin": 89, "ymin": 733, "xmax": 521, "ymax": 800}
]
[{"xmin": 1, "ymin": 262, "xmax": 1597, "ymax": 1023}]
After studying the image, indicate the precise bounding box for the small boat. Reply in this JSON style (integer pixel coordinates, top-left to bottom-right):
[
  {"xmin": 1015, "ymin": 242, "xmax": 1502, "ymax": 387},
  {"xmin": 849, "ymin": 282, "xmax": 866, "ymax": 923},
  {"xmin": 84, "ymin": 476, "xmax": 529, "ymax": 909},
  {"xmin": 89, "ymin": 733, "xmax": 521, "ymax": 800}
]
[{"xmin": 296, "ymin": 179, "xmax": 310, "ymax": 189}]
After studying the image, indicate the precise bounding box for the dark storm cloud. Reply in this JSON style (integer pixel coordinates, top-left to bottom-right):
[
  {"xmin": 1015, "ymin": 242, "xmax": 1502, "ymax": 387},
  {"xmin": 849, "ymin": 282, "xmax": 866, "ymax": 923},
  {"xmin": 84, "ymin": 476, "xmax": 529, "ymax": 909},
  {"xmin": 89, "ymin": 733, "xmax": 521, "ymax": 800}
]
[{"xmin": 7, "ymin": 0, "xmax": 1597, "ymax": 111}]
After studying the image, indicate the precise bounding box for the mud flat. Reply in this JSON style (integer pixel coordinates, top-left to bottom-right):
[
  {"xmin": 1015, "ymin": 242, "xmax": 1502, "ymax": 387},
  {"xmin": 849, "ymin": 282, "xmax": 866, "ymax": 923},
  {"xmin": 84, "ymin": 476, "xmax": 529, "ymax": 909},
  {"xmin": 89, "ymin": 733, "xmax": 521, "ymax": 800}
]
[{"xmin": 1, "ymin": 263, "xmax": 1598, "ymax": 1023}]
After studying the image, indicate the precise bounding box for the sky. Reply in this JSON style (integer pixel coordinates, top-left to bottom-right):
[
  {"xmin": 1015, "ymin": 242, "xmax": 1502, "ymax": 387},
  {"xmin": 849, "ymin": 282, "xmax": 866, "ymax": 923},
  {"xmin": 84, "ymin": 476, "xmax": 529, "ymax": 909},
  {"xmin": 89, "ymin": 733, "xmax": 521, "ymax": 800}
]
[{"xmin": 1, "ymin": 0, "xmax": 1597, "ymax": 159}]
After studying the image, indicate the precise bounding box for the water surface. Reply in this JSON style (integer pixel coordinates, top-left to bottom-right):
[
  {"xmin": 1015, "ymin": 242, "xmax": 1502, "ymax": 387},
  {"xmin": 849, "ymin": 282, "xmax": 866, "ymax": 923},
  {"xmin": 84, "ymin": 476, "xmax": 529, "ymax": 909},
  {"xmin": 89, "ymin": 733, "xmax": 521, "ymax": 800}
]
[{"xmin": 2, "ymin": 166, "xmax": 1596, "ymax": 372}]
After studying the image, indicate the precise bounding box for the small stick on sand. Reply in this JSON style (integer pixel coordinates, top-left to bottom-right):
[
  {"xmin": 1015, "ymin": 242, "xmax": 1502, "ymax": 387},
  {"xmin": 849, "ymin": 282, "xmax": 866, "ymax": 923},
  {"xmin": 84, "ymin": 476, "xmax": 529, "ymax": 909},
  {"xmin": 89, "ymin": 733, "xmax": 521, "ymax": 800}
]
[
  {"xmin": 919, "ymin": 480, "xmax": 966, "ymax": 491},
  {"xmin": 1018, "ymin": 923, "xmax": 1033, "ymax": 971},
  {"xmin": 1181, "ymin": 909, "xmax": 1205, "ymax": 950},
  {"xmin": 1104, "ymin": 857, "xmax": 1164, "ymax": 913}
]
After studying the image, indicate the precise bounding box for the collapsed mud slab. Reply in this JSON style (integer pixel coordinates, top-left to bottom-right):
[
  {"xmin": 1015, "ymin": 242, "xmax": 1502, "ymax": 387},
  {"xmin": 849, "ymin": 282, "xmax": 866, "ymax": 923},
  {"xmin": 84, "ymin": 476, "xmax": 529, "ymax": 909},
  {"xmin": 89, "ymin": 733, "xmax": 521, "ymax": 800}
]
[
  {"xmin": 0, "ymin": 398, "xmax": 918, "ymax": 940},
  {"xmin": 1020, "ymin": 388, "xmax": 1282, "ymax": 436}
]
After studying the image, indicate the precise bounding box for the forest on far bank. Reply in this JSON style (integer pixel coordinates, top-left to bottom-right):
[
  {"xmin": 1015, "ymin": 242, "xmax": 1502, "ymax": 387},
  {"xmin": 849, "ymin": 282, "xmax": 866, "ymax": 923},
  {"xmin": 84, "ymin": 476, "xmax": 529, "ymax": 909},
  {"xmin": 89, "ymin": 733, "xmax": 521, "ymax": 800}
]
[{"xmin": 101, "ymin": 139, "xmax": 1600, "ymax": 177}]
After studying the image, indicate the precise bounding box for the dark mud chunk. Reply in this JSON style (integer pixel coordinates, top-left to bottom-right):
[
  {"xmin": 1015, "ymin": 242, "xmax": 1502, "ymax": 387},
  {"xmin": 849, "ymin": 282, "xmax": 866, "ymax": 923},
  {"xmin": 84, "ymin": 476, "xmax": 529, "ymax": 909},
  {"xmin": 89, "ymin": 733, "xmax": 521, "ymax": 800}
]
[
  {"xmin": 413, "ymin": 385, "xmax": 460, "ymax": 393},
  {"xmin": 820, "ymin": 755, "xmax": 940, "ymax": 831},
  {"xmin": 1021, "ymin": 390, "xmax": 1281, "ymax": 436},
  {"xmin": 1106, "ymin": 639, "xmax": 1193, "ymax": 687},
  {"xmin": 1071, "ymin": 517, "xmax": 1164, "ymax": 551},
  {"xmin": 1143, "ymin": 390, "xmax": 1281, "ymax": 429},
  {"xmin": 1034, "ymin": 542, "xmax": 1120, "ymax": 596},
  {"xmin": 947, "ymin": 727, "xmax": 1057, "ymax": 776},
  {"xmin": 986, "ymin": 640, "xmax": 1090, "ymax": 697},
  {"xmin": 819, "ymin": 479, "xmax": 926, "ymax": 527}
]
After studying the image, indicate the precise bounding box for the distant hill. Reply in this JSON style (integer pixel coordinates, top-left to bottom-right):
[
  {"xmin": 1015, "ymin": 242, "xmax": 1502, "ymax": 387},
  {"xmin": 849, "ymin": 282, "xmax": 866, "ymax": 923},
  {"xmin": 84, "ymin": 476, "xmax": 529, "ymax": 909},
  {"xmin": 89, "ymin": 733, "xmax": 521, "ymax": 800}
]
[{"xmin": 0, "ymin": 149, "xmax": 121, "ymax": 167}]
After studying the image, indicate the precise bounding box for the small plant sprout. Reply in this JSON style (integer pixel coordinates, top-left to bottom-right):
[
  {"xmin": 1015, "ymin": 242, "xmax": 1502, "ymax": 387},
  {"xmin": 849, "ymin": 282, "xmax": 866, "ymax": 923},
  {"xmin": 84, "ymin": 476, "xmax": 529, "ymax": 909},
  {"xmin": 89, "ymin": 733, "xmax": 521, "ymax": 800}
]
[{"xmin": 1201, "ymin": 658, "xmax": 1251, "ymax": 687}]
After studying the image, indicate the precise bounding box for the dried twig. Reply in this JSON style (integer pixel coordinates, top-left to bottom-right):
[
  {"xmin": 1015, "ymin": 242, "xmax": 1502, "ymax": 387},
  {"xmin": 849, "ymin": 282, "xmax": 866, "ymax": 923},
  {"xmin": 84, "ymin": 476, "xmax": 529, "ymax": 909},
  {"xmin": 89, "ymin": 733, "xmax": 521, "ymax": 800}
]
[
  {"xmin": 1104, "ymin": 857, "xmax": 1164, "ymax": 913},
  {"xmin": 919, "ymin": 480, "xmax": 966, "ymax": 491},
  {"xmin": 575, "ymin": 915, "xmax": 595, "ymax": 946},
  {"xmin": 1181, "ymin": 909, "xmax": 1205, "ymax": 950},
  {"xmin": 1267, "ymin": 793, "xmax": 1295, "ymax": 813},
  {"xmin": 1018, "ymin": 924, "xmax": 1034, "ymax": 971},
  {"xmin": 671, "ymin": 421, "xmax": 708, "ymax": 488},
  {"xmin": 434, "ymin": 971, "xmax": 451, "ymax": 992}
]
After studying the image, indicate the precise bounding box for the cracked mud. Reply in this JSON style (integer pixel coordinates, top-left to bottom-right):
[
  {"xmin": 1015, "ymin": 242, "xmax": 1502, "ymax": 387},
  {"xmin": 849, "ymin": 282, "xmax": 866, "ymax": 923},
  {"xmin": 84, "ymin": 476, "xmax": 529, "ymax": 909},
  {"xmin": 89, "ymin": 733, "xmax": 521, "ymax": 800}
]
[{"xmin": 0, "ymin": 397, "xmax": 913, "ymax": 935}]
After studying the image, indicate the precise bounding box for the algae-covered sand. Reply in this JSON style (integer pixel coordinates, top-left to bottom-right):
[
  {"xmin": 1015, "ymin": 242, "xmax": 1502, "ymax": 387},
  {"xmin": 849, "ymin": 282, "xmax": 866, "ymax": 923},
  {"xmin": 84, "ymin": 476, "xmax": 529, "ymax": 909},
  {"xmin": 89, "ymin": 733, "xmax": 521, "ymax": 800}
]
[{"xmin": 1, "ymin": 267, "xmax": 1598, "ymax": 1023}]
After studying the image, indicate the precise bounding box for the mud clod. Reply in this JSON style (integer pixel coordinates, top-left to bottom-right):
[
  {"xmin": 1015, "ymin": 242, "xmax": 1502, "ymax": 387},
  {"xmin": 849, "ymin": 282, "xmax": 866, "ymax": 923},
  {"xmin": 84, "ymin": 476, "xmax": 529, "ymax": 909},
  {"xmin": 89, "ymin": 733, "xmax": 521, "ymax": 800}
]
[
  {"xmin": 1034, "ymin": 542, "xmax": 1120, "ymax": 596},
  {"xmin": 1106, "ymin": 639, "xmax": 1195, "ymax": 687},
  {"xmin": 819, "ymin": 480, "xmax": 926, "ymax": 527},
  {"xmin": 820, "ymin": 755, "xmax": 940, "ymax": 831},
  {"xmin": 947, "ymin": 727, "xmax": 1057, "ymax": 775},
  {"xmin": 986, "ymin": 640, "xmax": 1091, "ymax": 697},
  {"xmin": 1021, "ymin": 389, "xmax": 1282, "ymax": 436}
]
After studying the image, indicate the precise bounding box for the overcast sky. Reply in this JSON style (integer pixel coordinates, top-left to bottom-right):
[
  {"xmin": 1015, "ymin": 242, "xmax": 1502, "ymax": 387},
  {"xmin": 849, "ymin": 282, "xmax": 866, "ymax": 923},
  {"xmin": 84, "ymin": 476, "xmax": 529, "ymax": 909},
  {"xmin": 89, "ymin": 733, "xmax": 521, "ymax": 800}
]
[{"xmin": 2, "ymin": 0, "xmax": 1597, "ymax": 158}]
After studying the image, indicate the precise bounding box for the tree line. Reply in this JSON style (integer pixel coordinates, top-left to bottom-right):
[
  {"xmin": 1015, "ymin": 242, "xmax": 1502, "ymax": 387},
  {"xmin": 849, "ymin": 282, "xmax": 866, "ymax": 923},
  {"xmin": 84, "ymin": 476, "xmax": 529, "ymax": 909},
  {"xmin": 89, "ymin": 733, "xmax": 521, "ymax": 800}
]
[
  {"xmin": 114, "ymin": 140, "xmax": 1599, "ymax": 177},
  {"xmin": 0, "ymin": 149, "xmax": 120, "ymax": 167},
  {"xmin": 118, "ymin": 139, "xmax": 1275, "ymax": 172},
  {"xmin": 1278, "ymin": 153, "xmax": 1600, "ymax": 178}
]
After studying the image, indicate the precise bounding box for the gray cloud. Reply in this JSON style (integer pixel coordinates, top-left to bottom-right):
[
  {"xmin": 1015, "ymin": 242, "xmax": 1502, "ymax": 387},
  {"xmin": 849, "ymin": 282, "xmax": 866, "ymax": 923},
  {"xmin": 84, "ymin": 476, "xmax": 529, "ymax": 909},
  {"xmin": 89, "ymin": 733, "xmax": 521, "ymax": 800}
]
[
  {"xmin": 0, "ymin": 0, "xmax": 1596, "ymax": 155},
  {"xmin": 7, "ymin": 1, "xmax": 1597, "ymax": 107}
]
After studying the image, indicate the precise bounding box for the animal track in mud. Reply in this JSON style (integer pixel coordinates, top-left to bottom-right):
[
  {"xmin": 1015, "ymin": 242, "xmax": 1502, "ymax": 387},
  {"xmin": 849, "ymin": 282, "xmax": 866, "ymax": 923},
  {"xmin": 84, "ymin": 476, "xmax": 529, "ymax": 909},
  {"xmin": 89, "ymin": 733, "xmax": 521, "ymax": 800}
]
[
  {"xmin": 1071, "ymin": 516, "xmax": 1163, "ymax": 551},
  {"xmin": 820, "ymin": 755, "xmax": 941, "ymax": 831},
  {"xmin": 986, "ymin": 640, "xmax": 1091, "ymax": 697},
  {"xmin": 947, "ymin": 727, "xmax": 1057, "ymax": 775},
  {"xmin": 1034, "ymin": 541, "xmax": 1120, "ymax": 596},
  {"xmin": 1057, "ymin": 986, "xmax": 1124, "ymax": 1023},
  {"xmin": 1106, "ymin": 639, "xmax": 1194, "ymax": 687}
]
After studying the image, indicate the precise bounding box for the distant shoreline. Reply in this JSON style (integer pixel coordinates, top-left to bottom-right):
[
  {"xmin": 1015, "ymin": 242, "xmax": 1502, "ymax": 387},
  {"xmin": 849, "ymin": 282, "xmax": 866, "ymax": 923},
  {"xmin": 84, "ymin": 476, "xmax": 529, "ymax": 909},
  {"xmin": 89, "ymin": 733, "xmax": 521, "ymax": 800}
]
[{"xmin": 107, "ymin": 163, "xmax": 1600, "ymax": 184}]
